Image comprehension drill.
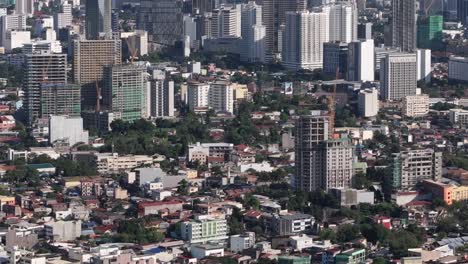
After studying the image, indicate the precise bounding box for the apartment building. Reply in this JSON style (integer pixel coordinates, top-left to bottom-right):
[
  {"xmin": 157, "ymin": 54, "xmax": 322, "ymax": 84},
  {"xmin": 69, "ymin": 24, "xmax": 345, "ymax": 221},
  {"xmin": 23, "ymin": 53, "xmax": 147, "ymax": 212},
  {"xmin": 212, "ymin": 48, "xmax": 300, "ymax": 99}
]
[
  {"xmin": 403, "ymin": 94, "xmax": 429, "ymax": 117},
  {"xmin": 449, "ymin": 109, "xmax": 468, "ymax": 127},
  {"xmin": 180, "ymin": 218, "xmax": 228, "ymax": 244},
  {"xmin": 188, "ymin": 142, "xmax": 234, "ymax": 163},
  {"xmin": 272, "ymin": 213, "xmax": 315, "ymax": 236},
  {"xmin": 95, "ymin": 153, "xmax": 153, "ymax": 173}
]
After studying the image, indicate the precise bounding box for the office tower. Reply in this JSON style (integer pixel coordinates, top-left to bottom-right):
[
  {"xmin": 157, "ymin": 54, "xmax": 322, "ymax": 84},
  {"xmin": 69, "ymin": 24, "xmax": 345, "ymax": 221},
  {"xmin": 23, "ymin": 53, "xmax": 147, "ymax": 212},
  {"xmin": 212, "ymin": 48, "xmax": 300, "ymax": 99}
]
[
  {"xmin": 150, "ymin": 75, "xmax": 175, "ymax": 118},
  {"xmin": 211, "ymin": 4, "xmax": 241, "ymax": 38},
  {"xmin": 192, "ymin": 0, "xmax": 217, "ymax": 15},
  {"xmin": 263, "ymin": 0, "xmax": 307, "ymax": 61},
  {"xmin": 347, "ymin": 39, "xmax": 374, "ymax": 82},
  {"xmin": 187, "ymin": 82, "xmax": 210, "ymax": 112},
  {"xmin": 54, "ymin": 3, "xmax": 73, "ymax": 30},
  {"xmin": 323, "ymin": 41, "xmax": 348, "ymax": 76},
  {"xmin": 15, "ymin": 0, "xmax": 33, "ymax": 16},
  {"xmin": 392, "ymin": 149, "xmax": 442, "ymax": 190},
  {"xmin": 295, "ymin": 112, "xmax": 331, "ymax": 191},
  {"xmin": 446, "ymin": 0, "xmax": 457, "ymax": 19},
  {"xmin": 183, "ymin": 15, "xmax": 197, "ymax": 48},
  {"xmin": 448, "ymin": 56, "xmax": 468, "ymax": 82},
  {"xmin": 40, "ymin": 83, "xmax": 81, "ymax": 117},
  {"xmin": 23, "ymin": 52, "xmax": 67, "ymax": 123},
  {"xmin": 356, "ymin": 0, "xmax": 366, "ymax": 11},
  {"xmin": 374, "ymin": 46, "xmax": 400, "ymax": 71},
  {"xmin": 240, "ymin": 1, "xmax": 265, "ymax": 63},
  {"xmin": 358, "ymin": 88, "xmax": 379, "ymax": 117},
  {"xmin": 102, "ymin": 65, "xmax": 147, "ymax": 122},
  {"xmin": 380, "ymin": 53, "xmax": 417, "ymax": 100},
  {"xmin": 282, "ymin": 11, "xmax": 329, "ymax": 71},
  {"xmin": 392, "ymin": 0, "xmax": 417, "ymax": 52},
  {"xmin": 417, "ymin": 15, "xmax": 443, "ymax": 50},
  {"xmin": 209, "ymin": 80, "xmax": 234, "ymax": 114},
  {"xmin": 73, "ymin": 39, "xmax": 122, "ymax": 110},
  {"xmin": 85, "ymin": 0, "xmax": 112, "ymax": 39},
  {"xmin": 357, "ymin": 22, "xmax": 372, "ymax": 39},
  {"xmin": 0, "ymin": 14, "xmax": 26, "ymax": 46},
  {"xmin": 111, "ymin": 9, "xmax": 119, "ymax": 32},
  {"xmin": 137, "ymin": 0, "xmax": 183, "ymax": 46},
  {"xmin": 416, "ymin": 49, "xmax": 431, "ymax": 83},
  {"xmin": 323, "ymin": 138, "xmax": 354, "ymax": 191},
  {"xmin": 322, "ymin": 1, "xmax": 358, "ymax": 43}
]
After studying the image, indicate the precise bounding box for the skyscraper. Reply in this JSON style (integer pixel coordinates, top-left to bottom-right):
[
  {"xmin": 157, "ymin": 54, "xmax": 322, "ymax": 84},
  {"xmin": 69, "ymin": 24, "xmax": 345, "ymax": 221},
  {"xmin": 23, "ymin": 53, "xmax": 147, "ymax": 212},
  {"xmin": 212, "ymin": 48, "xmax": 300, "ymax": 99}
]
[
  {"xmin": 102, "ymin": 65, "xmax": 147, "ymax": 122},
  {"xmin": 347, "ymin": 39, "xmax": 374, "ymax": 82},
  {"xmin": 322, "ymin": 138, "xmax": 355, "ymax": 191},
  {"xmin": 73, "ymin": 39, "xmax": 122, "ymax": 110},
  {"xmin": 0, "ymin": 14, "xmax": 26, "ymax": 46},
  {"xmin": 282, "ymin": 10, "xmax": 329, "ymax": 70},
  {"xmin": 24, "ymin": 52, "xmax": 67, "ymax": 123},
  {"xmin": 391, "ymin": 0, "xmax": 417, "ymax": 52},
  {"xmin": 240, "ymin": 1, "xmax": 265, "ymax": 63},
  {"xmin": 322, "ymin": 1, "xmax": 358, "ymax": 43},
  {"xmin": 15, "ymin": 0, "xmax": 33, "ymax": 16},
  {"xmin": 323, "ymin": 41, "xmax": 348, "ymax": 76},
  {"xmin": 211, "ymin": 4, "xmax": 241, "ymax": 38},
  {"xmin": 192, "ymin": 0, "xmax": 217, "ymax": 15},
  {"xmin": 262, "ymin": 0, "xmax": 307, "ymax": 61},
  {"xmin": 150, "ymin": 75, "xmax": 175, "ymax": 118},
  {"xmin": 41, "ymin": 83, "xmax": 81, "ymax": 117},
  {"xmin": 137, "ymin": 0, "xmax": 183, "ymax": 46},
  {"xmin": 417, "ymin": 15, "xmax": 443, "ymax": 50},
  {"xmin": 85, "ymin": 0, "xmax": 112, "ymax": 39},
  {"xmin": 380, "ymin": 53, "xmax": 417, "ymax": 100}
]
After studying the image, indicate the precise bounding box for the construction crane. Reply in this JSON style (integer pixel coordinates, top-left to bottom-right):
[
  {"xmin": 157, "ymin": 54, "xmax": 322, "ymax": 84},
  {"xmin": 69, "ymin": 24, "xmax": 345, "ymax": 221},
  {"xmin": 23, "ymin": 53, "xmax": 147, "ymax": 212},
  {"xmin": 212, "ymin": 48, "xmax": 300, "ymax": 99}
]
[
  {"xmin": 95, "ymin": 81, "xmax": 101, "ymax": 112},
  {"xmin": 125, "ymin": 38, "xmax": 139, "ymax": 63},
  {"xmin": 328, "ymin": 67, "xmax": 339, "ymax": 137},
  {"xmin": 424, "ymin": 0, "xmax": 435, "ymax": 17}
]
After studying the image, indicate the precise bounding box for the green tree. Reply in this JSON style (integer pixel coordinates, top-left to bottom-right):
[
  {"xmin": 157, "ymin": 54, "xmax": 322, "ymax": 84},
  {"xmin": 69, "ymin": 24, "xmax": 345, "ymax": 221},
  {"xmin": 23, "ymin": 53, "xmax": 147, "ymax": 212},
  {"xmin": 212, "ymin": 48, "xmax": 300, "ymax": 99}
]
[
  {"xmin": 389, "ymin": 231, "xmax": 420, "ymax": 258},
  {"xmin": 336, "ymin": 224, "xmax": 361, "ymax": 243},
  {"xmin": 319, "ymin": 228, "xmax": 336, "ymax": 242}
]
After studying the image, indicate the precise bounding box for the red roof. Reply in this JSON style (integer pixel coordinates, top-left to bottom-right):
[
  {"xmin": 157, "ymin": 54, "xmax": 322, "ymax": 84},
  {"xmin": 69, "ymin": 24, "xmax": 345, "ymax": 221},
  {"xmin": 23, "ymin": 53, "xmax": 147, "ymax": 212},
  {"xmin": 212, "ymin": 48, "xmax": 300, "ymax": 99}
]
[{"xmin": 138, "ymin": 201, "xmax": 183, "ymax": 208}]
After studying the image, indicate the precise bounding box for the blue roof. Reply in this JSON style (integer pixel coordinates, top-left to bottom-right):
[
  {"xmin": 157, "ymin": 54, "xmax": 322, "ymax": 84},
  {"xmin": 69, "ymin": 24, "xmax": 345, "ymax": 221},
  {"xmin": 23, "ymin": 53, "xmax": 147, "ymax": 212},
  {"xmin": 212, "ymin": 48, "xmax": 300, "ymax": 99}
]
[{"xmin": 144, "ymin": 247, "xmax": 166, "ymax": 254}]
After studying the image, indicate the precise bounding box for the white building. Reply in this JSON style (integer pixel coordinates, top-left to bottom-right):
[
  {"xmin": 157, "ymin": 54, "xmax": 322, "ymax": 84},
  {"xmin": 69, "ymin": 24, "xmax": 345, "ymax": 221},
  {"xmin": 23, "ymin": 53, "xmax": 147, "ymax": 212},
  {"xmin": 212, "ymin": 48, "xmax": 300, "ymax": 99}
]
[
  {"xmin": 282, "ymin": 10, "xmax": 329, "ymax": 71},
  {"xmin": 0, "ymin": 14, "xmax": 26, "ymax": 46},
  {"xmin": 187, "ymin": 82, "xmax": 210, "ymax": 112},
  {"xmin": 95, "ymin": 153, "xmax": 153, "ymax": 173},
  {"xmin": 187, "ymin": 81, "xmax": 234, "ymax": 114},
  {"xmin": 358, "ymin": 88, "xmax": 379, "ymax": 117},
  {"xmin": 191, "ymin": 244, "xmax": 224, "ymax": 259},
  {"xmin": 15, "ymin": 0, "xmax": 34, "ymax": 16},
  {"xmin": 448, "ymin": 56, "xmax": 468, "ymax": 82},
  {"xmin": 322, "ymin": 1, "xmax": 357, "ymax": 43},
  {"xmin": 416, "ymin": 49, "xmax": 431, "ymax": 83},
  {"xmin": 347, "ymin": 39, "xmax": 374, "ymax": 82},
  {"xmin": 4, "ymin": 30, "xmax": 30, "ymax": 52},
  {"xmin": 230, "ymin": 232, "xmax": 255, "ymax": 253},
  {"xmin": 403, "ymin": 94, "xmax": 429, "ymax": 117},
  {"xmin": 449, "ymin": 109, "xmax": 468, "ymax": 127},
  {"xmin": 49, "ymin": 115, "xmax": 89, "ymax": 147},
  {"xmin": 240, "ymin": 2, "xmax": 265, "ymax": 63},
  {"xmin": 289, "ymin": 235, "xmax": 314, "ymax": 251},
  {"xmin": 44, "ymin": 220, "xmax": 82, "ymax": 242},
  {"xmin": 22, "ymin": 40, "xmax": 62, "ymax": 54},
  {"xmin": 120, "ymin": 30, "xmax": 149, "ymax": 57},
  {"xmin": 187, "ymin": 142, "xmax": 233, "ymax": 163},
  {"xmin": 211, "ymin": 4, "xmax": 241, "ymax": 38},
  {"xmin": 180, "ymin": 218, "xmax": 228, "ymax": 244},
  {"xmin": 380, "ymin": 53, "xmax": 417, "ymax": 100},
  {"xmin": 53, "ymin": 3, "xmax": 72, "ymax": 30},
  {"xmin": 149, "ymin": 71, "xmax": 174, "ymax": 118}
]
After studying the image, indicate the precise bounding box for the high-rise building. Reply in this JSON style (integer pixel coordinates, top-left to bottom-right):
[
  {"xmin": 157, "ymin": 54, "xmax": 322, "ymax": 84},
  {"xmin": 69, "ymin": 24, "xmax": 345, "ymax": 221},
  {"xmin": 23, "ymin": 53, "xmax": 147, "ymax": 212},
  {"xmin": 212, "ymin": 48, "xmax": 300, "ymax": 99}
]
[
  {"xmin": 295, "ymin": 111, "xmax": 331, "ymax": 192},
  {"xmin": 192, "ymin": 0, "xmax": 217, "ymax": 15},
  {"xmin": 347, "ymin": 39, "xmax": 374, "ymax": 82},
  {"xmin": 417, "ymin": 15, "xmax": 443, "ymax": 50},
  {"xmin": 137, "ymin": 0, "xmax": 183, "ymax": 46},
  {"xmin": 240, "ymin": 1, "xmax": 265, "ymax": 63},
  {"xmin": 448, "ymin": 55, "xmax": 468, "ymax": 82},
  {"xmin": 323, "ymin": 138, "xmax": 354, "ymax": 191},
  {"xmin": 392, "ymin": 0, "xmax": 417, "ymax": 52},
  {"xmin": 187, "ymin": 82, "xmax": 210, "ymax": 112},
  {"xmin": 15, "ymin": 0, "xmax": 33, "ymax": 16},
  {"xmin": 358, "ymin": 88, "xmax": 379, "ymax": 117},
  {"xmin": 357, "ymin": 22, "xmax": 372, "ymax": 40},
  {"xmin": 322, "ymin": 1, "xmax": 358, "ymax": 43},
  {"xmin": 380, "ymin": 53, "xmax": 417, "ymax": 100},
  {"xmin": 40, "ymin": 83, "xmax": 81, "ymax": 117},
  {"xmin": 54, "ymin": 3, "xmax": 72, "ymax": 30},
  {"xmin": 458, "ymin": 0, "xmax": 468, "ymax": 25},
  {"xmin": 262, "ymin": 0, "xmax": 307, "ymax": 61},
  {"xmin": 282, "ymin": 10, "xmax": 329, "ymax": 71},
  {"xmin": 0, "ymin": 14, "xmax": 26, "ymax": 46},
  {"xmin": 209, "ymin": 80, "xmax": 234, "ymax": 114},
  {"xmin": 403, "ymin": 94, "xmax": 429, "ymax": 117},
  {"xmin": 23, "ymin": 52, "xmax": 67, "ymax": 123},
  {"xmin": 73, "ymin": 39, "xmax": 122, "ymax": 110},
  {"xmin": 85, "ymin": 0, "xmax": 112, "ymax": 39},
  {"xmin": 416, "ymin": 49, "xmax": 431, "ymax": 83},
  {"xmin": 392, "ymin": 149, "xmax": 442, "ymax": 190},
  {"xmin": 149, "ymin": 74, "xmax": 175, "ymax": 118},
  {"xmin": 102, "ymin": 65, "xmax": 147, "ymax": 122},
  {"xmin": 49, "ymin": 115, "xmax": 89, "ymax": 147},
  {"xmin": 323, "ymin": 41, "xmax": 348, "ymax": 76},
  {"xmin": 211, "ymin": 4, "xmax": 241, "ymax": 38}
]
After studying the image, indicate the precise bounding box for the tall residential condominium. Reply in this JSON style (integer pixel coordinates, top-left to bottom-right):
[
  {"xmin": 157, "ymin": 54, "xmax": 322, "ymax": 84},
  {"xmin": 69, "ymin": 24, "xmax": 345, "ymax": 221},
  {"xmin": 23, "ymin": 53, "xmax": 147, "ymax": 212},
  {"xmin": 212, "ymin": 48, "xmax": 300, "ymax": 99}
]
[
  {"xmin": 73, "ymin": 39, "xmax": 122, "ymax": 110},
  {"xmin": 102, "ymin": 65, "xmax": 147, "ymax": 122},
  {"xmin": 391, "ymin": 0, "xmax": 417, "ymax": 52},
  {"xmin": 347, "ymin": 39, "xmax": 374, "ymax": 82},
  {"xmin": 357, "ymin": 88, "xmax": 379, "ymax": 117},
  {"xmin": 85, "ymin": 0, "xmax": 112, "ymax": 39},
  {"xmin": 23, "ymin": 52, "xmax": 67, "ymax": 124},
  {"xmin": 0, "ymin": 14, "xmax": 26, "ymax": 46},
  {"xmin": 54, "ymin": 3, "xmax": 73, "ymax": 30},
  {"xmin": 262, "ymin": 0, "xmax": 307, "ymax": 61},
  {"xmin": 211, "ymin": 4, "xmax": 241, "ymax": 38},
  {"xmin": 240, "ymin": 1, "xmax": 265, "ymax": 63},
  {"xmin": 150, "ymin": 77, "xmax": 175, "ymax": 118},
  {"xmin": 322, "ymin": 1, "xmax": 358, "ymax": 43},
  {"xmin": 282, "ymin": 11, "xmax": 329, "ymax": 71},
  {"xmin": 458, "ymin": 0, "xmax": 468, "ymax": 25},
  {"xmin": 294, "ymin": 111, "xmax": 331, "ymax": 191},
  {"xmin": 392, "ymin": 149, "xmax": 442, "ymax": 190},
  {"xmin": 380, "ymin": 53, "xmax": 417, "ymax": 101},
  {"xmin": 40, "ymin": 83, "xmax": 81, "ymax": 117},
  {"xmin": 322, "ymin": 138, "xmax": 355, "ymax": 191},
  {"xmin": 137, "ymin": 0, "xmax": 183, "ymax": 46},
  {"xmin": 15, "ymin": 0, "xmax": 33, "ymax": 16}
]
